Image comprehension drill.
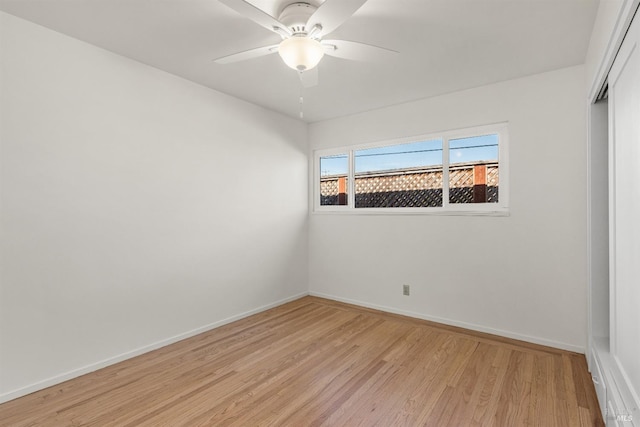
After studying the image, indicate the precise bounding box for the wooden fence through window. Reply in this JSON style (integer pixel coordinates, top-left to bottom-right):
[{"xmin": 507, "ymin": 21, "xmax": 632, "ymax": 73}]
[{"xmin": 320, "ymin": 161, "xmax": 499, "ymax": 207}]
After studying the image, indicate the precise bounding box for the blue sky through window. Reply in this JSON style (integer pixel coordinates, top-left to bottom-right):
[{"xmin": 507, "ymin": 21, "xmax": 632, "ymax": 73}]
[
  {"xmin": 449, "ymin": 134, "xmax": 498, "ymax": 165},
  {"xmin": 319, "ymin": 134, "xmax": 498, "ymax": 176},
  {"xmin": 355, "ymin": 139, "xmax": 442, "ymax": 174},
  {"xmin": 320, "ymin": 154, "xmax": 348, "ymax": 177}
]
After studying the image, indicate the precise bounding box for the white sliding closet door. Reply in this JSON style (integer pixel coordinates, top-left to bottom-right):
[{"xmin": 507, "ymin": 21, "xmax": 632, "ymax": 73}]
[{"xmin": 609, "ymin": 11, "xmax": 640, "ymax": 408}]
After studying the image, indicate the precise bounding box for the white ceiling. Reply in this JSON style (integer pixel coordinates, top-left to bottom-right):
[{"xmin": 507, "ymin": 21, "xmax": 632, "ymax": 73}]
[{"xmin": 0, "ymin": 0, "xmax": 598, "ymax": 122}]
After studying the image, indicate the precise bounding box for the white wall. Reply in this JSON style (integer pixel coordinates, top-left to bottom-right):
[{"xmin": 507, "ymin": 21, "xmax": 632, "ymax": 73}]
[
  {"xmin": 308, "ymin": 66, "xmax": 588, "ymax": 352},
  {"xmin": 0, "ymin": 12, "xmax": 308, "ymax": 401}
]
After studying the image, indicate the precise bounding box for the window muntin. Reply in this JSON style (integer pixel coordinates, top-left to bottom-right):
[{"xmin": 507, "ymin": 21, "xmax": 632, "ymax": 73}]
[{"xmin": 314, "ymin": 123, "xmax": 508, "ymax": 214}]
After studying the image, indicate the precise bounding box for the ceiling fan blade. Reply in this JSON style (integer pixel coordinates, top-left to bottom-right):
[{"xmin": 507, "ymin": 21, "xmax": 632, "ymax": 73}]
[
  {"xmin": 322, "ymin": 40, "xmax": 398, "ymax": 62},
  {"xmin": 213, "ymin": 44, "xmax": 279, "ymax": 64},
  {"xmin": 299, "ymin": 67, "xmax": 318, "ymax": 88},
  {"xmin": 218, "ymin": 0, "xmax": 291, "ymax": 36},
  {"xmin": 306, "ymin": 0, "xmax": 368, "ymax": 38}
]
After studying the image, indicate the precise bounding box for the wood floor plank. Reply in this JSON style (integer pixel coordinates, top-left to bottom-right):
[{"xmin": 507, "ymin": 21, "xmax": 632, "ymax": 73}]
[
  {"xmin": 446, "ymin": 343, "xmax": 500, "ymax": 426},
  {"xmin": 493, "ymin": 350, "xmax": 535, "ymax": 426},
  {"xmin": 415, "ymin": 338, "xmax": 479, "ymax": 424},
  {"xmin": 239, "ymin": 320, "xmax": 411, "ymax": 426},
  {"xmin": 184, "ymin": 315, "xmax": 387, "ymax": 426},
  {"xmin": 562, "ymin": 353, "xmax": 582, "ymax": 427},
  {"xmin": 338, "ymin": 330, "xmax": 447, "ymax": 427},
  {"xmin": 132, "ymin": 312, "xmax": 375, "ymax": 426},
  {"xmin": 0, "ymin": 296, "xmax": 604, "ymax": 426}
]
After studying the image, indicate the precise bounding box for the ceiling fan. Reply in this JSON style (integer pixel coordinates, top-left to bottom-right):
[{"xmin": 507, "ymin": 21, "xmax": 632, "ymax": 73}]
[{"xmin": 214, "ymin": 0, "xmax": 397, "ymax": 87}]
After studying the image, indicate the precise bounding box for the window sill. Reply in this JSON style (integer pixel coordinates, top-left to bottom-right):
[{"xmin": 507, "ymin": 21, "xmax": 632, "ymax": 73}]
[{"xmin": 312, "ymin": 207, "xmax": 510, "ymax": 217}]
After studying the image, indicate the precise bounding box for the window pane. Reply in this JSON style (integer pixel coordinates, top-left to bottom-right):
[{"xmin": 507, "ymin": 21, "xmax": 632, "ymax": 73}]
[
  {"xmin": 449, "ymin": 134, "xmax": 499, "ymax": 204},
  {"xmin": 320, "ymin": 154, "xmax": 348, "ymax": 206},
  {"xmin": 354, "ymin": 139, "xmax": 443, "ymax": 208}
]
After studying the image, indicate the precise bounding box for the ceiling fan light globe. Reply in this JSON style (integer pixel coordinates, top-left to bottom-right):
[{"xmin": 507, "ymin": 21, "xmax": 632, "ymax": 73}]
[{"xmin": 278, "ymin": 37, "xmax": 324, "ymax": 71}]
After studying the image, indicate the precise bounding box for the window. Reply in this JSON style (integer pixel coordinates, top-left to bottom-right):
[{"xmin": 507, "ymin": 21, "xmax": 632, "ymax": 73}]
[
  {"xmin": 314, "ymin": 123, "xmax": 508, "ymax": 214},
  {"xmin": 320, "ymin": 153, "xmax": 349, "ymax": 206},
  {"xmin": 354, "ymin": 139, "xmax": 443, "ymax": 208},
  {"xmin": 448, "ymin": 134, "xmax": 499, "ymax": 204}
]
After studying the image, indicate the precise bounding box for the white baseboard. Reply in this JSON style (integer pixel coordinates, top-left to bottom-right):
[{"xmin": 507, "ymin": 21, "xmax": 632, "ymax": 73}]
[
  {"xmin": 309, "ymin": 291, "xmax": 585, "ymax": 354},
  {"xmin": 0, "ymin": 292, "xmax": 309, "ymax": 404}
]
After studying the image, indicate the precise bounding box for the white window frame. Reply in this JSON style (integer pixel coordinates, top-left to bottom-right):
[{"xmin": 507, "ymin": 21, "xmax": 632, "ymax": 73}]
[{"xmin": 313, "ymin": 122, "xmax": 509, "ymax": 215}]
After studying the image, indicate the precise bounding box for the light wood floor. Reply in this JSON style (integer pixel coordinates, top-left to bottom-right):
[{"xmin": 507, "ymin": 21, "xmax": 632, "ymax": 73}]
[{"xmin": 0, "ymin": 296, "xmax": 603, "ymax": 426}]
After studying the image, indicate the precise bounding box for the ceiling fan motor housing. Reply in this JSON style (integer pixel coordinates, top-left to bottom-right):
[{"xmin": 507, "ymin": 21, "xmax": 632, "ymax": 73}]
[{"xmin": 279, "ymin": 2, "xmax": 317, "ymax": 35}]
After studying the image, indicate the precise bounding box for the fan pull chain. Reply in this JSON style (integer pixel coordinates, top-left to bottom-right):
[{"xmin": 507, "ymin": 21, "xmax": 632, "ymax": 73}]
[{"xmin": 299, "ymin": 86, "xmax": 304, "ymax": 119}]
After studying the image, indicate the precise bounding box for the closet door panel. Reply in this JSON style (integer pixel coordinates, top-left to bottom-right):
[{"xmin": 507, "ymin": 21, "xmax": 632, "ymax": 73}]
[{"xmin": 609, "ymin": 11, "xmax": 640, "ymax": 405}]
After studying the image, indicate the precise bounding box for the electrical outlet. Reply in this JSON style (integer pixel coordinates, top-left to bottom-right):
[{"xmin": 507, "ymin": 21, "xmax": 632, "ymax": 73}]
[{"xmin": 403, "ymin": 284, "xmax": 410, "ymax": 296}]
